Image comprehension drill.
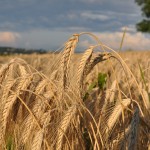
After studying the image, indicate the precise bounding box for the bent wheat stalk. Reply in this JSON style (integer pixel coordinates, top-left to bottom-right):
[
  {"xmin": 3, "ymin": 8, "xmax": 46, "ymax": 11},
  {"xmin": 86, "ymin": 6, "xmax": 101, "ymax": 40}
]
[{"xmin": 84, "ymin": 52, "xmax": 111, "ymax": 77}]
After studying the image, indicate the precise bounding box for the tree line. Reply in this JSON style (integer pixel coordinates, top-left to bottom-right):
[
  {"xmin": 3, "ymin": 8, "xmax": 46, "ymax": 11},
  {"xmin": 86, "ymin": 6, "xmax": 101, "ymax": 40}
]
[{"xmin": 0, "ymin": 47, "xmax": 47, "ymax": 55}]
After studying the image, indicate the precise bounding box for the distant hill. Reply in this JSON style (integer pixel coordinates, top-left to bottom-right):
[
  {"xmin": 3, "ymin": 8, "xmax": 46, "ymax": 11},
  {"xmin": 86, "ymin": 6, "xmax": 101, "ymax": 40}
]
[{"xmin": 0, "ymin": 47, "xmax": 47, "ymax": 55}]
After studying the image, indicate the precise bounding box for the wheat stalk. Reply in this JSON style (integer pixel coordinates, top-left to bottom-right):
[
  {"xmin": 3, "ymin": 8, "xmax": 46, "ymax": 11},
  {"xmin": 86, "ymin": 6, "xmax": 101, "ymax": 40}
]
[
  {"xmin": 142, "ymin": 89, "xmax": 150, "ymax": 110},
  {"xmin": 107, "ymin": 80, "xmax": 117, "ymax": 103},
  {"xmin": 128, "ymin": 107, "xmax": 140, "ymax": 150},
  {"xmin": 116, "ymin": 125, "xmax": 130, "ymax": 150}
]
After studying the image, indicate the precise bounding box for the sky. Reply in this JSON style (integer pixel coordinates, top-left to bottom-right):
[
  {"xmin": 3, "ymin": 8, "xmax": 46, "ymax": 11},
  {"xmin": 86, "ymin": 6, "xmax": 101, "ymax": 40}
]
[{"xmin": 0, "ymin": 0, "xmax": 150, "ymax": 51}]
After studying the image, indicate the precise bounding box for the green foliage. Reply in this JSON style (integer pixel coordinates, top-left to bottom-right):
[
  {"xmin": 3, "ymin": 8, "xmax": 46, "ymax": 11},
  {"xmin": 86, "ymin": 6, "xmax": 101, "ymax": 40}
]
[
  {"xmin": 138, "ymin": 62, "xmax": 150, "ymax": 102},
  {"xmin": 97, "ymin": 73, "xmax": 107, "ymax": 89},
  {"xmin": 138, "ymin": 63, "xmax": 147, "ymax": 90},
  {"xmin": 135, "ymin": 0, "xmax": 150, "ymax": 17},
  {"xmin": 135, "ymin": 0, "xmax": 150, "ymax": 32},
  {"xmin": 135, "ymin": 0, "xmax": 145, "ymax": 5},
  {"xmin": 6, "ymin": 136, "xmax": 14, "ymax": 150},
  {"xmin": 82, "ymin": 72, "xmax": 107, "ymax": 148},
  {"xmin": 136, "ymin": 20, "xmax": 150, "ymax": 32},
  {"xmin": 119, "ymin": 27, "xmax": 127, "ymax": 51},
  {"xmin": 88, "ymin": 81, "xmax": 97, "ymax": 91},
  {"xmin": 83, "ymin": 92, "xmax": 89, "ymax": 102},
  {"xmin": 0, "ymin": 46, "xmax": 47, "ymax": 55},
  {"xmin": 138, "ymin": 63, "xmax": 150, "ymax": 103},
  {"xmin": 83, "ymin": 72, "xmax": 107, "ymax": 101}
]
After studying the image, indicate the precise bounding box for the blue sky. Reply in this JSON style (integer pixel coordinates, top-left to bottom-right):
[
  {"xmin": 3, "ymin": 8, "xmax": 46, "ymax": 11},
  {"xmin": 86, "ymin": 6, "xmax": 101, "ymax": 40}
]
[{"xmin": 0, "ymin": 0, "xmax": 149, "ymax": 50}]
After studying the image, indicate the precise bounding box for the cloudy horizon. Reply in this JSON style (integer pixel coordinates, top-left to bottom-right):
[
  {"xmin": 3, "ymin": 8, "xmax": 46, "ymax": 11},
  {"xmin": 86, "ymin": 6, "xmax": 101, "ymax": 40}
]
[{"xmin": 0, "ymin": 0, "xmax": 150, "ymax": 51}]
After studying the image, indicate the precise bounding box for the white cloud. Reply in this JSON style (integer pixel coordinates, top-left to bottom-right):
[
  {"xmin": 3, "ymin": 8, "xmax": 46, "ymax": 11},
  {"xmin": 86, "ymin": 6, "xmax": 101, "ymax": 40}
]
[
  {"xmin": 0, "ymin": 32, "xmax": 20, "ymax": 43},
  {"xmin": 81, "ymin": 11, "xmax": 110, "ymax": 21},
  {"xmin": 120, "ymin": 25, "xmax": 136, "ymax": 33},
  {"xmin": 66, "ymin": 26, "xmax": 90, "ymax": 32},
  {"xmin": 1, "ymin": 29, "xmax": 148, "ymax": 51},
  {"xmin": 79, "ymin": 31, "xmax": 150, "ymax": 50},
  {"xmin": 79, "ymin": 40, "xmax": 92, "ymax": 48},
  {"xmin": 78, "ymin": 0, "xmax": 105, "ymax": 3}
]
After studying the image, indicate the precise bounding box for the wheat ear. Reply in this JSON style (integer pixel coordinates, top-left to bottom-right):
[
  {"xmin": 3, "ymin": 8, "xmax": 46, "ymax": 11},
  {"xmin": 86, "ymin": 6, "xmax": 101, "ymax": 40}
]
[
  {"xmin": 35, "ymin": 79, "xmax": 48, "ymax": 94},
  {"xmin": 56, "ymin": 105, "xmax": 77, "ymax": 150},
  {"xmin": 31, "ymin": 129, "xmax": 44, "ymax": 150},
  {"xmin": 60, "ymin": 34, "xmax": 79, "ymax": 89},
  {"xmin": 1, "ymin": 76, "xmax": 32, "ymax": 140},
  {"xmin": 0, "ymin": 79, "xmax": 16, "ymax": 106},
  {"xmin": 77, "ymin": 46, "xmax": 94, "ymax": 94},
  {"xmin": 84, "ymin": 52, "xmax": 111, "ymax": 77},
  {"xmin": 20, "ymin": 98, "xmax": 46, "ymax": 144},
  {"xmin": 20, "ymin": 115, "xmax": 35, "ymax": 144},
  {"xmin": 20, "ymin": 79, "xmax": 51, "ymax": 144},
  {"xmin": 40, "ymin": 110, "xmax": 51, "ymax": 128},
  {"xmin": 105, "ymin": 98, "xmax": 131, "ymax": 135},
  {"xmin": 0, "ymin": 62, "xmax": 13, "ymax": 84},
  {"xmin": 18, "ymin": 64, "xmax": 28, "ymax": 76}
]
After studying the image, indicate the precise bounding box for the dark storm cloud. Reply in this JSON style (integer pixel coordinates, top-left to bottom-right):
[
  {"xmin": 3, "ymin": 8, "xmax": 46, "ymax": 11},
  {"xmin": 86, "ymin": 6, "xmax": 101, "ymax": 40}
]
[
  {"xmin": 0, "ymin": 0, "xmax": 141, "ymax": 32},
  {"xmin": 0, "ymin": 0, "xmax": 147, "ymax": 51}
]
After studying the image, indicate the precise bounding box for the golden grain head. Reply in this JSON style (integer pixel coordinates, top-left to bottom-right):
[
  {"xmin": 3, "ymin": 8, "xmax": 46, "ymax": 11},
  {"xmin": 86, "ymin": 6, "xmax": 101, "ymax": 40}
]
[{"xmin": 0, "ymin": 32, "xmax": 149, "ymax": 150}]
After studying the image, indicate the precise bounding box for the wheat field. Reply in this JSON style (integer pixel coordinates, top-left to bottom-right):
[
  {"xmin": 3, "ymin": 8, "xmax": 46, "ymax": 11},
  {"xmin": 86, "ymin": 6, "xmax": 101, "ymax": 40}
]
[{"xmin": 0, "ymin": 33, "xmax": 150, "ymax": 150}]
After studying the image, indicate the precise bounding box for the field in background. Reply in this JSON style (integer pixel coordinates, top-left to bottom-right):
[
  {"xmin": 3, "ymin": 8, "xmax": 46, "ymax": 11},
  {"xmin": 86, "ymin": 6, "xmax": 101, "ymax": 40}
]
[{"xmin": 0, "ymin": 33, "xmax": 149, "ymax": 150}]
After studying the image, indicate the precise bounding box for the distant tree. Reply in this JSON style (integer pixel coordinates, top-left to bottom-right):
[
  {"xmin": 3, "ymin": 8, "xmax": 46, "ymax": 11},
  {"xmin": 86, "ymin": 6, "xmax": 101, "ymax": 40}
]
[{"xmin": 135, "ymin": 0, "xmax": 150, "ymax": 32}]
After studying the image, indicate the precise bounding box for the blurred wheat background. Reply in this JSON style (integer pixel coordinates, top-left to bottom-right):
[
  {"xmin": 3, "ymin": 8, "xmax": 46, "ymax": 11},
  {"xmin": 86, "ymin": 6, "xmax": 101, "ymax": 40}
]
[{"xmin": 0, "ymin": 33, "xmax": 149, "ymax": 150}]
